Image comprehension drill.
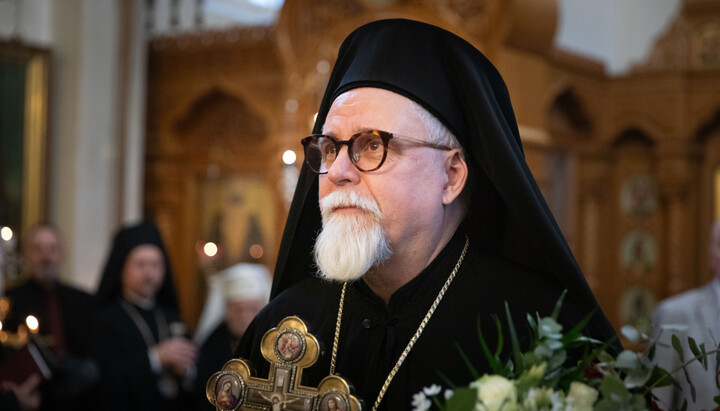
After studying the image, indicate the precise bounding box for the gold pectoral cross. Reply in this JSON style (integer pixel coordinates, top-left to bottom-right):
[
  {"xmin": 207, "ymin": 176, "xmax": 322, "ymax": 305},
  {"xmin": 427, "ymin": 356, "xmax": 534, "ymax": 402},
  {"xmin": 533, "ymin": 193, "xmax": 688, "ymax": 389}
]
[{"xmin": 207, "ymin": 316, "xmax": 363, "ymax": 411}]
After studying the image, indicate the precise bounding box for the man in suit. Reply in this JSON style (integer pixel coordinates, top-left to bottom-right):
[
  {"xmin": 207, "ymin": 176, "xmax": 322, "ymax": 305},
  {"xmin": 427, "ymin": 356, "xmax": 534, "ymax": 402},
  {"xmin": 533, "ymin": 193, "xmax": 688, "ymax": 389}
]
[{"xmin": 651, "ymin": 220, "xmax": 720, "ymax": 410}]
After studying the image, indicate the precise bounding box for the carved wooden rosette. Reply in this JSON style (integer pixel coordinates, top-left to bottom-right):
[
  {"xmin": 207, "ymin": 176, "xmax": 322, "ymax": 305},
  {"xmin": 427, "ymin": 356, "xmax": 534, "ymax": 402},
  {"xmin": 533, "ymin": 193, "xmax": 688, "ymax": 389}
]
[{"xmin": 207, "ymin": 316, "xmax": 363, "ymax": 411}]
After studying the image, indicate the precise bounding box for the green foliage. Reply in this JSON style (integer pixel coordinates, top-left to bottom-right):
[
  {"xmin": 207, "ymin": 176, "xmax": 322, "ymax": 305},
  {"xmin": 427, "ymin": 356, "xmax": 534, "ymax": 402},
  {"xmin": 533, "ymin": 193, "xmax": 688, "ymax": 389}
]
[
  {"xmin": 417, "ymin": 294, "xmax": 720, "ymax": 411},
  {"xmin": 444, "ymin": 388, "xmax": 477, "ymax": 410}
]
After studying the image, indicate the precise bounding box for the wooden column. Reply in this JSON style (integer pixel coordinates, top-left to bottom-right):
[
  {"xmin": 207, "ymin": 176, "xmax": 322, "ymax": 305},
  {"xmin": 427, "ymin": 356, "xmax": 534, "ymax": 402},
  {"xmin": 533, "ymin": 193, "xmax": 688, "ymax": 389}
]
[
  {"xmin": 657, "ymin": 141, "xmax": 695, "ymax": 296},
  {"xmin": 576, "ymin": 147, "xmax": 610, "ymax": 293}
]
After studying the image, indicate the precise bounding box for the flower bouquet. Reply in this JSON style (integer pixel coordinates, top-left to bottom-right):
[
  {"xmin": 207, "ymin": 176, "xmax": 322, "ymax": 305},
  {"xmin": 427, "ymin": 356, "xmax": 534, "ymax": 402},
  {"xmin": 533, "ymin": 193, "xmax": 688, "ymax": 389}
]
[{"xmin": 413, "ymin": 292, "xmax": 720, "ymax": 411}]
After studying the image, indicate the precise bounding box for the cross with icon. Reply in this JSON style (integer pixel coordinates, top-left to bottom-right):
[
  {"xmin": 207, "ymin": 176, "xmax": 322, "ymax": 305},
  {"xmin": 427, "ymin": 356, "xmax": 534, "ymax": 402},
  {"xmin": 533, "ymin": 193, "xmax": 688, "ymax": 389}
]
[{"xmin": 207, "ymin": 316, "xmax": 363, "ymax": 411}]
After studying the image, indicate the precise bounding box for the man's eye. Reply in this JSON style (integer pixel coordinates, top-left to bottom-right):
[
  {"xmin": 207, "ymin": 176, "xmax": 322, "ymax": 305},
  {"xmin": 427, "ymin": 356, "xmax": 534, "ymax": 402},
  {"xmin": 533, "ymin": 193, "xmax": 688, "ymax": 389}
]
[
  {"xmin": 356, "ymin": 136, "xmax": 382, "ymax": 152},
  {"xmin": 322, "ymin": 144, "xmax": 337, "ymax": 156}
]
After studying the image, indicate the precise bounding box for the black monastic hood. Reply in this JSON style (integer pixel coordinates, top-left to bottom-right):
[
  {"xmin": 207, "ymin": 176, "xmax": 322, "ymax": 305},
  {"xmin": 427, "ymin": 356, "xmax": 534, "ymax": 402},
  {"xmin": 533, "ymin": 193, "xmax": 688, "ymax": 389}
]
[
  {"xmin": 95, "ymin": 221, "xmax": 179, "ymax": 311},
  {"xmin": 273, "ymin": 19, "xmax": 617, "ymax": 343}
]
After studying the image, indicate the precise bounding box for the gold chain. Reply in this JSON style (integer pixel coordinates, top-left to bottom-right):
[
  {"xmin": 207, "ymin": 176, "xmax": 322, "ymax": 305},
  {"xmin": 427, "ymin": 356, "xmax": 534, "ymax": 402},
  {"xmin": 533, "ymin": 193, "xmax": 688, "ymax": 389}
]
[
  {"xmin": 330, "ymin": 236, "xmax": 469, "ymax": 411},
  {"xmin": 330, "ymin": 281, "xmax": 348, "ymax": 375}
]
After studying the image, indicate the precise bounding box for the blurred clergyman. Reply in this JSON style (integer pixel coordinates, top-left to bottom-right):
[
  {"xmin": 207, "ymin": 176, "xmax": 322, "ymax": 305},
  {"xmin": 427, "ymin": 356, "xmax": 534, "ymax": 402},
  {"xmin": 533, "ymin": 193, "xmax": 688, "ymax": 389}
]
[
  {"xmin": 195, "ymin": 263, "xmax": 270, "ymax": 410},
  {"xmin": 94, "ymin": 222, "xmax": 197, "ymax": 411},
  {"xmin": 651, "ymin": 221, "xmax": 720, "ymax": 410},
  {"xmin": 2, "ymin": 223, "xmax": 98, "ymax": 411}
]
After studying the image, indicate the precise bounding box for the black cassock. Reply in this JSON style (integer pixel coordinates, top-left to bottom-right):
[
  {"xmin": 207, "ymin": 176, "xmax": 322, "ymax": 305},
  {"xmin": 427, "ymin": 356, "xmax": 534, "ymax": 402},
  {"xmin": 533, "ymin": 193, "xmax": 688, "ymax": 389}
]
[
  {"xmin": 5, "ymin": 279, "xmax": 94, "ymax": 359},
  {"xmin": 195, "ymin": 322, "xmax": 238, "ymax": 411},
  {"xmin": 94, "ymin": 222, "xmax": 191, "ymax": 411},
  {"xmin": 4, "ymin": 279, "xmax": 97, "ymax": 411},
  {"xmin": 235, "ymin": 230, "xmax": 599, "ymax": 411},
  {"xmin": 94, "ymin": 299, "xmax": 192, "ymax": 411}
]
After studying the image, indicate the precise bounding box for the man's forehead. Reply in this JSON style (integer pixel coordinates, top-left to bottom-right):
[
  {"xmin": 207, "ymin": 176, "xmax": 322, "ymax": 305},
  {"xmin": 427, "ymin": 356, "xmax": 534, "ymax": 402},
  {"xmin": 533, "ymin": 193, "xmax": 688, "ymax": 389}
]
[
  {"xmin": 30, "ymin": 228, "xmax": 59, "ymax": 245},
  {"xmin": 323, "ymin": 87, "xmax": 422, "ymax": 134},
  {"xmin": 331, "ymin": 87, "xmax": 406, "ymax": 104}
]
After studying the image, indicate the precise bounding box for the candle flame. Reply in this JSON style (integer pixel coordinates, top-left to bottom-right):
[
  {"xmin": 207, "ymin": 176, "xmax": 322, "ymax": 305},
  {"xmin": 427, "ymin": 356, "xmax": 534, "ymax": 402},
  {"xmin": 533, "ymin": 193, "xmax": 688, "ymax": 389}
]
[{"xmin": 26, "ymin": 315, "xmax": 39, "ymax": 332}]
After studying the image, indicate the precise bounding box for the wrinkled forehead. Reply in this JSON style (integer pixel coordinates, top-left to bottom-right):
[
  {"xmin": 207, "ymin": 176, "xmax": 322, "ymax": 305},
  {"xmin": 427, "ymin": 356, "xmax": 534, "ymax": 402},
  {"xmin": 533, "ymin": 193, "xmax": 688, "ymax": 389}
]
[{"xmin": 322, "ymin": 87, "xmax": 427, "ymax": 136}]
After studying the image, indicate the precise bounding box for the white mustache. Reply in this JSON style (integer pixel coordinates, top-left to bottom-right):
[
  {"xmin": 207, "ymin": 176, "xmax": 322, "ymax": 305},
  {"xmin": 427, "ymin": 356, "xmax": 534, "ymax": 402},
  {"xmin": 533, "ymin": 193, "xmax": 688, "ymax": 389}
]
[{"xmin": 319, "ymin": 191, "xmax": 382, "ymax": 221}]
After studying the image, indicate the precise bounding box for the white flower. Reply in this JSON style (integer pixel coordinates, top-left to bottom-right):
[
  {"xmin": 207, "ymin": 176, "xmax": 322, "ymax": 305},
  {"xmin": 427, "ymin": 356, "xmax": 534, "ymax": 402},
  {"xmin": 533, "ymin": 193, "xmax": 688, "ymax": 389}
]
[
  {"xmin": 412, "ymin": 391, "xmax": 431, "ymax": 411},
  {"xmin": 564, "ymin": 382, "xmax": 598, "ymax": 411},
  {"xmin": 444, "ymin": 389, "xmax": 454, "ymax": 400},
  {"xmin": 470, "ymin": 375, "xmax": 518, "ymax": 411},
  {"xmin": 549, "ymin": 390, "xmax": 566, "ymax": 411},
  {"xmin": 423, "ymin": 384, "xmax": 442, "ymax": 396},
  {"xmin": 538, "ymin": 317, "xmax": 563, "ymax": 339},
  {"xmin": 521, "ymin": 386, "xmax": 554, "ymax": 411}
]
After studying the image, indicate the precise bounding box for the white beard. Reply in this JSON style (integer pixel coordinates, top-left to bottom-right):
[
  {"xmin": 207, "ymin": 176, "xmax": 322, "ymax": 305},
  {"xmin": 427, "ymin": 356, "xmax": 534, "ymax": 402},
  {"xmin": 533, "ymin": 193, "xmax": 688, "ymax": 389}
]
[{"xmin": 314, "ymin": 191, "xmax": 391, "ymax": 282}]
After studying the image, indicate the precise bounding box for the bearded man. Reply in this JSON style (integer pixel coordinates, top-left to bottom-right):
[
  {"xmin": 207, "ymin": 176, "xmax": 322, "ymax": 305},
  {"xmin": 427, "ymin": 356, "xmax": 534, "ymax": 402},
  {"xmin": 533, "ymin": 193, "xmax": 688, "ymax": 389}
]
[
  {"xmin": 3, "ymin": 224, "xmax": 98, "ymax": 410},
  {"xmin": 234, "ymin": 19, "xmax": 619, "ymax": 410}
]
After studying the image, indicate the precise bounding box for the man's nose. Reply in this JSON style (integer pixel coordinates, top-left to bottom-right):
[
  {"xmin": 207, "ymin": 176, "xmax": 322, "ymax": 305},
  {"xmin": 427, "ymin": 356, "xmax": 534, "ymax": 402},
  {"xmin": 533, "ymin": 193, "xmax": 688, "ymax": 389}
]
[{"xmin": 326, "ymin": 146, "xmax": 360, "ymax": 185}]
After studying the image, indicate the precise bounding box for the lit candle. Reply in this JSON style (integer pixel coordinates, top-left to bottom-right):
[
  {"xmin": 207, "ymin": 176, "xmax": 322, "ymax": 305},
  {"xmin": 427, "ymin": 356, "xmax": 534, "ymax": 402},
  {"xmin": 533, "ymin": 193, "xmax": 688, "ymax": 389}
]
[
  {"xmin": 203, "ymin": 242, "xmax": 218, "ymax": 257},
  {"xmin": 26, "ymin": 315, "xmax": 39, "ymax": 333},
  {"xmin": 0, "ymin": 226, "xmax": 12, "ymax": 242},
  {"xmin": 282, "ymin": 150, "xmax": 297, "ymax": 165}
]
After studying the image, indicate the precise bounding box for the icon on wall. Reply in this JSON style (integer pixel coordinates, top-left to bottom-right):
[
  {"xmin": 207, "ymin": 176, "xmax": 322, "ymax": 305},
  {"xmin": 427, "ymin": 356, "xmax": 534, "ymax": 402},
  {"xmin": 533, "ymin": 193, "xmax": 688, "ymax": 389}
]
[
  {"xmin": 620, "ymin": 173, "xmax": 658, "ymax": 218},
  {"xmin": 620, "ymin": 230, "xmax": 657, "ymax": 276},
  {"xmin": 620, "ymin": 286, "xmax": 655, "ymax": 335}
]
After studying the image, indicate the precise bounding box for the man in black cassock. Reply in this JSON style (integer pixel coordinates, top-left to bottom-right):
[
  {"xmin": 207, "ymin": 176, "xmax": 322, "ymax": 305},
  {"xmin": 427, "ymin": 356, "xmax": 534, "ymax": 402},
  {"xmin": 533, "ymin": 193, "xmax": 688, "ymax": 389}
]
[
  {"xmin": 2, "ymin": 223, "xmax": 97, "ymax": 410},
  {"xmin": 93, "ymin": 222, "xmax": 197, "ymax": 411},
  {"xmin": 235, "ymin": 19, "xmax": 620, "ymax": 410}
]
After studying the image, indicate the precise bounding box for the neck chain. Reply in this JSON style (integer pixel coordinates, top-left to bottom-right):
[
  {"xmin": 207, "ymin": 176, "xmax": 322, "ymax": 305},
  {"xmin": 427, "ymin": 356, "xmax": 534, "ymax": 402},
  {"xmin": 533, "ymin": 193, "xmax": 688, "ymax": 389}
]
[
  {"xmin": 120, "ymin": 298, "xmax": 169, "ymax": 347},
  {"xmin": 330, "ymin": 236, "xmax": 469, "ymax": 411}
]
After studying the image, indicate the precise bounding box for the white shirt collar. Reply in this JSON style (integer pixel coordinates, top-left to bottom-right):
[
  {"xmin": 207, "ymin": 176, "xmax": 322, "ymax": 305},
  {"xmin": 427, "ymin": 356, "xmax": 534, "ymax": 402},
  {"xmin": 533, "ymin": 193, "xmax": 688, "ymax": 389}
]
[{"xmin": 122, "ymin": 289, "xmax": 156, "ymax": 310}]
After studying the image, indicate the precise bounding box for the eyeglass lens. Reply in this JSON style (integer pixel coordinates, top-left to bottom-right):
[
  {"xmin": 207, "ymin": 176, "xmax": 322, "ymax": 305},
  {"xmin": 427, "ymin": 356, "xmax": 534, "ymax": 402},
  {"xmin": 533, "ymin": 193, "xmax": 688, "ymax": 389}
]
[{"xmin": 304, "ymin": 132, "xmax": 386, "ymax": 173}]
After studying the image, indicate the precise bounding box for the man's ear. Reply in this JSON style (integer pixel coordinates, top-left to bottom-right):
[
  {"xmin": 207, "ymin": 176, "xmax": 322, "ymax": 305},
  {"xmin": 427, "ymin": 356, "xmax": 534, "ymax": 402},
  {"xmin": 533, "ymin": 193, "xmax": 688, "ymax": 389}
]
[{"xmin": 442, "ymin": 149, "xmax": 468, "ymax": 205}]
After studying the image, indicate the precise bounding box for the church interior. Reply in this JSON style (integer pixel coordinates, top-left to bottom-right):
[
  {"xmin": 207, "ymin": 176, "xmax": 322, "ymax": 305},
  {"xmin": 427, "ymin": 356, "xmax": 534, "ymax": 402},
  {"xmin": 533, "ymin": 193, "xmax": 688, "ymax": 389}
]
[{"xmin": 2, "ymin": 0, "xmax": 720, "ymax": 347}]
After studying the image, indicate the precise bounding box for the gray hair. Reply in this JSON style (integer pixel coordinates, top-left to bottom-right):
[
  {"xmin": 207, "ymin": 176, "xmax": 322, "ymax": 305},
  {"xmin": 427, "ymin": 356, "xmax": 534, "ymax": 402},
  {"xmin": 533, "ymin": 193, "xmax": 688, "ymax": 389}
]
[
  {"xmin": 410, "ymin": 100, "xmax": 470, "ymax": 211},
  {"xmin": 409, "ymin": 100, "xmax": 462, "ymax": 151}
]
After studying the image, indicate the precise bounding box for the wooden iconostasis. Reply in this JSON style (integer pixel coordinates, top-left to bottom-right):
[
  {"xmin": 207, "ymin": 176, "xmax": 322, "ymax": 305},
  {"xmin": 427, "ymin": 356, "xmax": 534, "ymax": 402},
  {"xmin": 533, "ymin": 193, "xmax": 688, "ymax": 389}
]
[{"xmin": 144, "ymin": 0, "xmax": 720, "ymax": 335}]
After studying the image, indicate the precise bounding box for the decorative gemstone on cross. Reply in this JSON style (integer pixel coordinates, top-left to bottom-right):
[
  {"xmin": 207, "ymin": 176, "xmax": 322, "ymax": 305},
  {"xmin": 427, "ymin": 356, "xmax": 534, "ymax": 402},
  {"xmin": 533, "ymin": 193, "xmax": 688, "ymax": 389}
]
[{"xmin": 207, "ymin": 316, "xmax": 363, "ymax": 411}]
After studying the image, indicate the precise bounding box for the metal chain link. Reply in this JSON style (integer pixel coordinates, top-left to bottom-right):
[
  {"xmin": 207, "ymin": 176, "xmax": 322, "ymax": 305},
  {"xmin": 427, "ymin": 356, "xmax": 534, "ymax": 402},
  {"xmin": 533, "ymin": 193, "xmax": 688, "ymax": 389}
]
[
  {"xmin": 331, "ymin": 236, "xmax": 469, "ymax": 411},
  {"xmin": 329, "ymin": 281, "xmax": 348, "ymax": 375}
]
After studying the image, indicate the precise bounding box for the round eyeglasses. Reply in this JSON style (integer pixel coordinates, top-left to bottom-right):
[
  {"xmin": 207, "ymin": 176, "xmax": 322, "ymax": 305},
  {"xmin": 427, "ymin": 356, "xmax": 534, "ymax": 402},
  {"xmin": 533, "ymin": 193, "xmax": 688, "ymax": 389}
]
[{"xmin": 301, "ymin": 129, "xmax": 452, "ymax": 174}]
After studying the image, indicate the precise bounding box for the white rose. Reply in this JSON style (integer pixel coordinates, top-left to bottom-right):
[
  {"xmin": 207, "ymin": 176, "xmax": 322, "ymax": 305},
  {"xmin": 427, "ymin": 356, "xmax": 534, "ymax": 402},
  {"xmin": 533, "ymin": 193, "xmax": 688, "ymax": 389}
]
[
  {"xmin": 564, "ymin": 382, "xmax": 598, "ymax": 411},
  {"xmin": 521, "ymin": 386, "xmax": 554, "ymax": 411},
  {"xmin": 470, "ymin": 375, "xmax": 517, "ymax": 411},
  {"xmin": 549, "ymin": 390, "xmax": 566, "ymax": 411}
]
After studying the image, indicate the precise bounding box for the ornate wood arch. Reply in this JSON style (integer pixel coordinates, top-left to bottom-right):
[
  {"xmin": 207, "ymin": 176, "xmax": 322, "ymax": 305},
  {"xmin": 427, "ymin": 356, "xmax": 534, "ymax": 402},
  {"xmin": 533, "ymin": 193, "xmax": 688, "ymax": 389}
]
[
  {"xmin": 607, "ymin": 114, "xmax": 668, "ymax": 145},
  {"xmin": 547, "ymin": 87, "xmax": 594, "ymax": 143}
]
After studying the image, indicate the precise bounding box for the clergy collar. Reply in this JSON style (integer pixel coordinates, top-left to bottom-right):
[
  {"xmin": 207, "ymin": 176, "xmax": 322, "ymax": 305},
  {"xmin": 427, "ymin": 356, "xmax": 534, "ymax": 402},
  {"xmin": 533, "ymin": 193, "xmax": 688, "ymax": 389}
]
[{"xmin": 122, "ymin": 289, "xmax": 156, "ymax": 310}]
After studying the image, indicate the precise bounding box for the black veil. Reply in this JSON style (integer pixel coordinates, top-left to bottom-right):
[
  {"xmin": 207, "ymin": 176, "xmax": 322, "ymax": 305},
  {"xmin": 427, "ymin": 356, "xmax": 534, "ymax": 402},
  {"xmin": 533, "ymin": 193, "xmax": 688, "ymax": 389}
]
[
  {"xmin": 273, "ymin": 19, "xmax": 617, "ymax": 343},
  {"xmin": 95, "ymin": 221, "xmax": 179, "ymax": 312}
]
